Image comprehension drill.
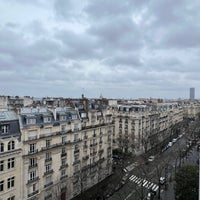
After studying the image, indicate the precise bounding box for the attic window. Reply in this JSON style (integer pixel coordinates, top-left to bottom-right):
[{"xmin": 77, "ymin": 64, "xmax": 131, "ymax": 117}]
[
  {"xmin": 60, "ymin": 115, "xmax": 66, "ymax": 121},
  {"xmin": 1, "ymin": 125, "xmax": 9, "ymax": 133},
  {"xmin": 26, "ymin": 118, "xmax": 36, "ymax": 125},
  {"xmin": 44, "ymin": 117, "xmax": 51, "ymax": 123}
]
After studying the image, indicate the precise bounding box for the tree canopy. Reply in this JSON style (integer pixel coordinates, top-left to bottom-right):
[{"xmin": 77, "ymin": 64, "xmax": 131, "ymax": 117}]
[{"xmin": 174, "ymin": 165, "xmax": 198, "ymax": 200}]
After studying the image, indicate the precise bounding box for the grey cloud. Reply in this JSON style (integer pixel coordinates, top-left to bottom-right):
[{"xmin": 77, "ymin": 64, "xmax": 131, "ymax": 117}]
[
  {"xmin": 161, "ymin": 25, "xmax": 200, "ymax": 48},
  {"xmin": 55, "ymin": 30, "xmax": 100, "ymax": 59},
  {"xmin": 104, "ymin": 53, "xmax": 142, "ymax": 67},
  {"xmin": 54, "ymin": 0, "xmax": 86, "ymax": 21},
  {"xmin": 85, "ymin": 0, "xmax": 147, "ymax": 21},
  {"xmin": 88, "ymin": 16, "xmax": 143, "ymax": 51}
]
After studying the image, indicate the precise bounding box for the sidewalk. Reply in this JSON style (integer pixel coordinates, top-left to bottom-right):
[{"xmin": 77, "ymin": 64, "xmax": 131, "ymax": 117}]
[{"xmin": 160, "ymin": 145, "xmax": 198, "ymax": 200}]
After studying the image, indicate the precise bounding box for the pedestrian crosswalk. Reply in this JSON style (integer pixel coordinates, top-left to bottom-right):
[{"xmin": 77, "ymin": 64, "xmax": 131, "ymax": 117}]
[{"xmin": 129, "ymin": 175, "xmax": 159, "ymax": 192}]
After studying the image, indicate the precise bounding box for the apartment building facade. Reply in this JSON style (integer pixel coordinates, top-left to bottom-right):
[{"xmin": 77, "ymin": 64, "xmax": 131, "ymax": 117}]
[
  {"xmin": 0, "ymin": 111, "xmax": 22, "ymax": 200},
  {"xmin": 19, "ymin": 104, "xmax": 114, "ymax": 200},
  {"xmin": 114, "ymin": 103, "xmax": 184, "ymax": 155}
]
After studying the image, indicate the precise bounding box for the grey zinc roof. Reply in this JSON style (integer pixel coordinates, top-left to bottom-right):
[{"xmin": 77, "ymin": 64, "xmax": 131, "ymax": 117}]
[{"xmin": 0, "ymin": 111, "xmax": 18, "ymax": 121}]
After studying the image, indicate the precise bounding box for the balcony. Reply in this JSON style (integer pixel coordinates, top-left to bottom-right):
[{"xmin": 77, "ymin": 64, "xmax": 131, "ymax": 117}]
[
  {"xmin": 61, "ymin": 152, "xmax": 67, "ymax": 157},
  {"xmin": 73, "ymin": 159, "xmax": 81, "ymax": 165},
  {"xmin": 28, "ymin": 163, "xmax": 38, "ymax": 169},
  {"xmin": 60, "ymin": 163, "xmax": 68, "ymax": 169},
  {"xmin": 90, "ymin": 151, "xmax": 97, "ymax": 156},
  {"xmin": 73, "ymin": 170, "xmax": 80, "ymax": 175},
  {"xmin": 27, "ymin": 176, "xmax": 39, "ymax": 184},
  {"xmin": 28, "ymin": 190, "xmax": 39, "ymax": 198},
  {"xmin": 27, "ymin": 136, "xmax": 38, "ymax": 141},
  {"xmin": 45, "ymin": 157, "xmax": 52, "ymax": 162},
  {"xmin": 73, "ymin": 138, "xmax": 82, "ymax": 143},
  {"xmin": 98, "ymin": 149, "xmax": 104, "ymax": 154},
  {"xmin": 74, "ymin": 149, "xmax": 80, "ymax": 154},
  {"xmin": 90, "ymin": 143, "xmax": 97, "ymax": 147},
  {"xmin": 60, "ymin": 175, "xmax": 68, "ymax": 180},
  {"xmin": 44, "ymin": 169, "xmax": 54, "ymax": 176},
  {"xmin": 44, "ymin": 181, "xmax": 53, "ymax": 188},
  {"xmin": 28, "ymin": 149, "xmax": 38, "ymax": 155},
  {"xmin": 82, "ymin": 155, "xmax": 89, "ymax": 160},
  {"xmin": 83, "ymin": 145, "xmax": 88, "ymax": 149},
  {"xmin": 83, "ymin": 135, "xmax": 88, "ymax": 140}
]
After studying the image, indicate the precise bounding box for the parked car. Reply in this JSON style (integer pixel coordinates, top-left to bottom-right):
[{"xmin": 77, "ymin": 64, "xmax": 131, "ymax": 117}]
[
  {"xmin": 172, "ymin": 138, "xmax": 177, "ymax": 143},
  {"xmin": 148, "ymin": 156, "xmax": 155, "ymax": 162},
  {"xmin": 121, "ymin": 173, "xmax": 129, "ymax": 185},
  {"xmin": 168, "ymin": 142, "xmax": 173, "ymax": 147},
  {"xmin": 159, "ymin": 177, "xmax": 165, "ymax": 185}
]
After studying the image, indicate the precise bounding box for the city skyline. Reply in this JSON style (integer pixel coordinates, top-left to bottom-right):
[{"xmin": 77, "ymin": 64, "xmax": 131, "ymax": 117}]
[{"xmin": 0, "ymin": 0, "xmax": 200, "ymax": 99}]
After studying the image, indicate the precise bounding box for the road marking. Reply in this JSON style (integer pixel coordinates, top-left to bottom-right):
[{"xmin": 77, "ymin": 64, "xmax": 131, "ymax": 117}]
[
  {"xmin": 124, "ymin": 190, "xmax": 135, "ymax": 200},
  {"xmin": 154, "ymin": 186, "xmax": 159, "ymax": 191},
  {"xmin": 143, "ymin": 180, "xmax": 148, "ymax": 187},
  {"xmin": 129, "ymin": 174, "xmax": 158, "ymax": 192},
  {"xmin": 152, "ymin": 185, "xmax": 157, "ymax": 190}
]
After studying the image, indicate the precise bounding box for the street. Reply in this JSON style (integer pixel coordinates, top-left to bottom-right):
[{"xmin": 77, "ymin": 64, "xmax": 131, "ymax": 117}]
[{"xmin": 107, "ymin": 133, "xmax": 197, "ymax": 200}]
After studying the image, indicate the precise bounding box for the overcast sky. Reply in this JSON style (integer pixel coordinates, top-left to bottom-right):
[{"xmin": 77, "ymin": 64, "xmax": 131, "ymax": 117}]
[{"xmin": 0, "ymin": 0, "xmax": 199, "ymax": 99}]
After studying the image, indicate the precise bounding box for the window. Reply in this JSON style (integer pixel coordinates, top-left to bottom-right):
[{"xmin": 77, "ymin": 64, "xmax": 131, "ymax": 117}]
[
  {"xmin": 61, "ymin": 169, "xmax": 66, "ymax": 177},
  {"xmin": 60, "ymin": 115, "xmax": 66, "ymax": 121},
  {"xmin": 74, "ymin": 133, "xmax": 79, "ymax": 141},
  {"xmin": 74, "ymin": 123, "xmax": 79, "ymax": 131},
  {"xmin": 0, "ymin": 143, "xmax": 4, "ymax": 152},
  {"xmin": 46, "ymin": 140, "xmax": 51, "ymax": 148},
  {"xmin": 26, "ymin": 118, "xmax": 36, "ymax": 125},
  {"xmin": 72, "ymin": 114, "xmax": 78, "ymax": 120},
  {"xmin": 1, "ymin": 125, "xmax": 9, "ymax": 133},
  {"xmin": 45, "ymin": 175, "xmax": 52, "ymax": 185},
  {"xmin": 61, "ymin": 147, "xmax": 66, "ymax": 154},
  {"xmin": 7, "ymin": 196, "xmax": 15, "ymax": 200},
  {"xmin": 8, "ymin": 141, "xmax": 15, "ymax": 151},
  {"xmin": 29, "ymin": 158, "xmax": 37, "ymax": 167},
  {"xmin": 0, "ymin": 180, "xmax": 4, "ymax": 191},
  {"xmin": 7, "ymin": 177, "xmax": 15, "ymax": 189},
  {"xmin": 8, "ymin": 158, "xmax": 15, "ymax": 169},
  {"xmin": 29, "ymin": 143, "xmax": 36, "ymax": 153},
  {"xmin": 32, "ymin": 183, "xmax": 37, "ymax": 192},
  {"xmin": 44, "ymin": 117, "xmax": 51, "ymax": 123},
  {"xmin": 46, "ymin": 152, "xmax": 51, "ymax": 160},
  {"xmin": 0, "ymin": 160, "xmax": 4, "ymax": 171},
  {"xmin": 74, "ymin": 154, "xmax": 79, "ymax": 161},
  {"xmin": 29, "ymin": 171, "xmax": 36, "ymax": 181},
  {"xmin": 74, "ymin": 144, "xmax": 79, "ymax": 151},
  {"xmin": 61, "ymin": 158, "xmax": 66, "ymax": 166},
  {"xmin": 45, "ymin": 164, "xmax": 51, "ymax": 172},
  {"xmin": 61, "ymin": 125, "xmax": 66, "ymax": 132},
  {"xmin": 74, "ymin": 165, "xmax": 79, "ymax": 173},
  {"xmin": 62, "ymin": 136, "xmax": 66, "ymax": 144}
]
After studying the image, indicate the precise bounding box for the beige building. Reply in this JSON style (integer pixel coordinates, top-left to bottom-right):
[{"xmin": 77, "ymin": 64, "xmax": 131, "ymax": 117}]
[
  {"xmin": 114, "ymin": 103, "xmax": 184, "ymax": 155},
  {"xmin": 0, "ymin": 111, "xmax": 22, "ymax": 200},
  {"xmin": 19, "ymin": 105, "xmax": 114, "ymax": 200}
]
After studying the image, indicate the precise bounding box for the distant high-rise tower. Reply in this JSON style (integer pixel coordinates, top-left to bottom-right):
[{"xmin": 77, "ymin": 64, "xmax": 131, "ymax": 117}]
[{"xmin": 190, "ymin": 87, "xmax": 195, "ymax": 100}]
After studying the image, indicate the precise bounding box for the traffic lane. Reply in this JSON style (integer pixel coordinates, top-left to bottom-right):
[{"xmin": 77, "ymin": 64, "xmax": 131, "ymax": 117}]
[{"xmin": 108, "ymin": 136, "xmax": 188, "ymax": 200}]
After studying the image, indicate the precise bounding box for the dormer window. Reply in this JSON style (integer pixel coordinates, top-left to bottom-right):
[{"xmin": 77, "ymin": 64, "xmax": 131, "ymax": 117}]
[
  {"xmin": 26, "ymin": 118, "xmax": 36, "ymax": 125},
  {"xmin": 72, "ymin": 114, "xmax": 77, "ymax": 120},
  {"xmin": 44, "ymin": 116, "xmax": 51, "ymax": 123},
  {"xmin": 81, "ymin": 113, "xmax": 86, "ymax": 118},
  {"xmin": 1, "ymin": 125, "xmax": 9, "ymax": 134},
  {"xmin": 60, "ymin": 115, "xmax": 66, "ymax": 121}
]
